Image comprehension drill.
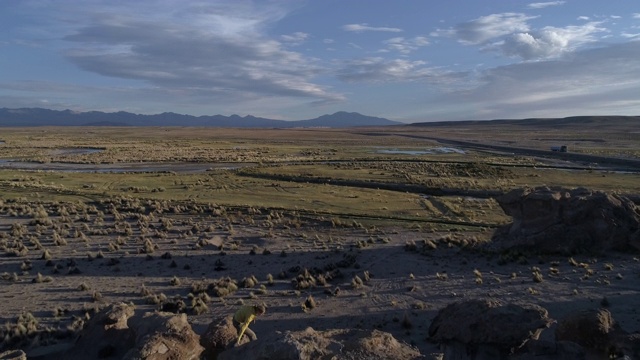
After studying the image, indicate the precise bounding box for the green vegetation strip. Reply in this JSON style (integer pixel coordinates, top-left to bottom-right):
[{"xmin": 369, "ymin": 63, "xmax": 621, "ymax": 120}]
[{"xmin": 237, "ymin": 170, "xmax": 504, "ymax": 198}]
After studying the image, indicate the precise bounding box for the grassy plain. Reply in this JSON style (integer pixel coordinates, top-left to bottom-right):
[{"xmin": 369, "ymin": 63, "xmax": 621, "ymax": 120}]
[{"xmin": 0, "ymin": 122, "xmax": 639, "ymax": 358}]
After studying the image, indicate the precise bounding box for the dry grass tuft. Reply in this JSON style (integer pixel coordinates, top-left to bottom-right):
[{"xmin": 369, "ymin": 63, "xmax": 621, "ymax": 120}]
[{"xmin": 302, "ymin": 295, "xmax": 316, "ymax": 311}]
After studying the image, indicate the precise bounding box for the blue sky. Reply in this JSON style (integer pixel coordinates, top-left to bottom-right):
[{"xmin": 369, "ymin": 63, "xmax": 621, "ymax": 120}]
[{"xmin": 1, "ymin": 0, "xmax": 639, "ymax": 123}]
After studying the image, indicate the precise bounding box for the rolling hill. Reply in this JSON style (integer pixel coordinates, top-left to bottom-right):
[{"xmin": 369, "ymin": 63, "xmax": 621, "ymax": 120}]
[{"xmin": 0, "ymin": 108, "xmax": 401, "ymax": 128}]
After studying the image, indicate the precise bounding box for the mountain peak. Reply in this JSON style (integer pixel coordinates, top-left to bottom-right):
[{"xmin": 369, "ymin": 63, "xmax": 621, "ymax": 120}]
[{"xmin": 0, "ymin": 107, "xmax": 400, "ymax": 128}]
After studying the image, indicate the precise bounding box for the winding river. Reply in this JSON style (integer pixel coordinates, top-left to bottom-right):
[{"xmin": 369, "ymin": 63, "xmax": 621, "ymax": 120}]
[{"xmin": 0, "ymin": 148, "xmax": 252, "ymax": 173}]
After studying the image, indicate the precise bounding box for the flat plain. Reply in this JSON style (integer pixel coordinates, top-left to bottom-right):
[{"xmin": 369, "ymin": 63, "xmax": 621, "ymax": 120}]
[{"xmin": 0, "ymin": 120, "xmax": 639, "ymax": 358}]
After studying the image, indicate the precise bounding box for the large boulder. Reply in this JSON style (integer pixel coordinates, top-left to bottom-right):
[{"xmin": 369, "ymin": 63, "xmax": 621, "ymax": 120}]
[
  {"xmin": 0, "ymin": 350, "xmax": 27, "ymax": 360},
  {"xmin": 200, "ymin": 316, "xmax": 238, "ymax": 359},
  {"xmin": 428, "ymin": 299, "xmax": 553, "ymax": 360},
  {"xmin": 555, "ymin": 308, "xmax": 640, "ymax": 359},
  {"xmin": 491, "ymin": 187, "xmax": 640, "ymax": 254},
  {"xmin": 64, "ymin": 302, "xmax": 137, "ymax": 359},
  {"xmin": 217, "ymin": 327, "xmax": 422, "ymax": 360},
  {"xmin": 49, "ymin": 305, "xmax": 204, "ymax": 360},
  {"xmin": 512, "ymin": 340, "xmax": 586, "ymax": 360},
  {"xmin": 555, "ymin": 308, "xmax": 619, "ymax": 351},
  {"xmin": 123, "ymin": 312, "xmax": 204, "ymax": 360}
]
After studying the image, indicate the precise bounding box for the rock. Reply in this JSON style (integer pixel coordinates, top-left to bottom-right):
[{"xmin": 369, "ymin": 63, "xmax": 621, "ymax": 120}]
[
  {"xmin": 512, "ymin": 340, "xmax": 586, "ymax": 360},
  {"xmin": 0, "ymin": 350, "xmax": 27, "ymax": 360},
  {"xmin": 341, "ymin": 328, "xmax": 423, "ymax": 359},
  {"xmin": 200, "ymin": 316, "xmax": 238, "ymax": 359},
  {"xmin": 491, "ymin": 187, "xmax": 640, "ymax": 254},
  {"xmin": 554, "ymin": 308, "xmax": 640, "ymax": 358},
  {"xmin": 217, "ymin": 327, "xmax": 422, "ymax": 360},
  {"xmin": 555, "ymin": 308, "xmax": 619, "ymax": 352},
  {"xmin": 428, "ymin": 299, "xmax": 553, "ymax": 359},
  {"xmin": 614, "ymin": 332, "xmax": 640, "ymax": 359},
  {"xmin": 61, "ymin": 305, "xmax": 204, "ymax": 360},
  {"xmin": 64, "ymin": 302, "xmax": 137, "ymax": 359},
  {"xmin": 123, "ymin": 312, "xmax": 204, "ymax": 360},
  {"xmin": 104, "ymin": 302, "xmax": 136, "ymax": 330}
]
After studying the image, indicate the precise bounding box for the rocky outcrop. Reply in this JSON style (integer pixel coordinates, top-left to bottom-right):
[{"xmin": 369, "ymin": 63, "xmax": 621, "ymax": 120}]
[
  {"xmin": 217, "ymin": 327, "xmax": 422, "ymax": 360},
  {"xmin": 0, "ymin": 350, "xmax": 27, "ymax": 360},
  {"xmin": 515, "ymin": 339, "xmax": 585, "ymax": 360},
  {"xmin": 555, "ymin": 308, "xmax": 619, "ymax": 352},
  {"xmin": 556, "ymin": 309, "xmax": 640, "ymax": 359},
  {"xmin": 64, "ymin": 302, "xmax": 137, "ymax": 359},
  {"xmin": 62, "ymin": 304, "xmax": 203, "ymax": 360},
  {"xmin": 123, "ymin": 312, "xmax": 204, "ymax": 360},
  {"xmin": 428, "ymin": 299, "xmax": 553, "ymax": 360},
  {"xmin": 491, "ymin": 187, "xmax": 640, "ymax": 254},
  {"xmin": 200, "ymin": 316, "xmax": 238, "ymax": 359}
]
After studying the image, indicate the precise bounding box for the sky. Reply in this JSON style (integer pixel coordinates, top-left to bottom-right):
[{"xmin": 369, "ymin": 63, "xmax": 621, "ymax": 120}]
[{"xmin": 1, "ymin": 0, "xmax": 639, "ymax": 123}]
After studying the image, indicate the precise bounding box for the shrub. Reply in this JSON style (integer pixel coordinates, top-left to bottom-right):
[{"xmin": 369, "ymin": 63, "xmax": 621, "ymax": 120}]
[
  {"xmin": 32, "ymin": 272, "xmax": 53, "ymax": 283},
  {"xmin": 532, "ymin": 268, "xmax": 544, "ymax": 283},
  {"xmin": 351, "ymin": 275, "xmax": 364, "ymax": 289},
  {"xmin": 191, "ymin": 298, "xmax": 209, "ymax": 315},
  {"xmin": 401, "ymin": 312, "xmax": 412, "ymax": 329},
  {"xmin": 302, "ymin": 295, "xmax": 316, "ymax": 311},
  {"xmin": 241, "ymin": 276, "xmax": 257, "ymax": 288},
  {"xmin": 41, "ymin": 250, "xmax": 52, "ymax": 260},
  {"xmin": 140, "ymin": 284, "xmax": 152, "ymax": 297}
]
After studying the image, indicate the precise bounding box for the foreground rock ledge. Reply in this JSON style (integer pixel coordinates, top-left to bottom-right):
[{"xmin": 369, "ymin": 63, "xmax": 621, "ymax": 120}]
[
  {"xmin": 62, "ymin": 303, "xmax": 203, "ymax": 360},
  {"xmin": 216, "ymin": 327, "xmax": 422, "ymax": 360},
  {"xmin": 428, "ymin": 299, "xmax": 553, "ymax": 360},
  {"xmin": 492, "ymin": 186, "xmax": 640, "ymax": 254},
  {"xmin": 556, "ymin": 308, "xmax": 640, "ymax": 359}
]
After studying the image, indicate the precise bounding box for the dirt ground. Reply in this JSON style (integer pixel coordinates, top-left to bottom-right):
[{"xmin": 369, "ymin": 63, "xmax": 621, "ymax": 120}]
[
  {"xmin": 1, "ymin": 208, "xmax": 639, "ymax": 358},
  {"xmin": 1, "ymin": 123, "xmax": 638, "ymax": 358}
]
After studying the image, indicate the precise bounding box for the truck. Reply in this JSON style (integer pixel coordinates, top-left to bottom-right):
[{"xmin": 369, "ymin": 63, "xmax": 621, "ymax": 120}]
[{"xmin": 550, "ymin": 145, "xmax": 568, "ymax": 152}]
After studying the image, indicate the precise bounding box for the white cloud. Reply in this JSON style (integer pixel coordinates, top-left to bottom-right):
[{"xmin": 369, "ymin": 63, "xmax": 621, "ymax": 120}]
[
  {"xmin": 323, "ymin": 38, "xmax": 334, "ymax": 44},
  {"xmin": 577, "ymin": 16, "xmax": 590, "ymax": 21},
  {"xmin": 280, "ymin": 32, "xmax": 308, "ymax": 46},
  {"xmin": 50, "ymin": 2, "xmax": 345, "ymax": 106},
  {"xmin": 382, "ymin": 36, "xmax": 429, "ymax": 54},
  {"xmin": 436, "ymin": 41, "xmax": 640, "ymax": 119},
  {"xmin": 497, "ymin": 22, "xmax": 607, "ymax": 60},
  {"xmin": 434, "ymin": 13, "xmax": 535, "ymax": 45},
  {"xmin": 336, "ymin": 57, "xmax": 463, "ymax": 84},
  {"xmin": 343, "ymin": 24, "xmax": 403, "ymax": 33},
  {"xmin": 527, "ymin": 1, "xmax": 566, "ymax": 9},
  {"xmin": 633, "ymin": 13, "xmax": 640, "ymax": 19},
  {"xmin": 610, "ymin": 15, "xmax": 622, "ymax": 19}
]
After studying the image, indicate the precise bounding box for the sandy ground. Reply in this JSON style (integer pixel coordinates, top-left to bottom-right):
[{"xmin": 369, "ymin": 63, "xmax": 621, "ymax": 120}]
[{"xmin": 1, "ymin": 208, "xmax": 639, "ymax": 358}]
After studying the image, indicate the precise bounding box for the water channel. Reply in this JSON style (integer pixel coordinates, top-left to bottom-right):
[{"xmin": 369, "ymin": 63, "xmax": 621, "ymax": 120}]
[{"xmin": 0, "ymin": 147, "xmax": 252, "ymax": 173}]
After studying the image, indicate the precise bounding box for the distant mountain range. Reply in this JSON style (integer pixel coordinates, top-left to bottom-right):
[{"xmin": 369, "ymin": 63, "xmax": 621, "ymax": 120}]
[
  {"xmin": 0, "ymin": 108, "xmax": 401, "ymax": 128},
  {"xmin": 410, "ymin": 115, "xmax": 640, "ymax": 128}
]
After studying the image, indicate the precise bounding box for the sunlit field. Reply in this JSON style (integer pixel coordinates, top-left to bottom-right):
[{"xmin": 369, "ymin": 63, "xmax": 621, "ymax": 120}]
[{"xmin": 0, "ymin": 123, "xmax": 639, "ymax": 358}]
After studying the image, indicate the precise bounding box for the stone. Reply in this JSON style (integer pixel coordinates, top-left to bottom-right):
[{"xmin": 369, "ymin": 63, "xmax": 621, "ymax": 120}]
[
  {"xmin": 200, "ymin": 316, "xmax": 238, "ymax": 359},
  {"xmin": 123, "ymin": 312, "xmax": 204, "ymax": 360},
  {"xmin": 555, "ymin": 308, "xmax": 619, "ymax": 352},
  {"xmin": 63, "ymin": 302, "xmax": 137, "ymax": 359},
  {"xmin": 217, "ymin": 327, "xmax": 422, "ymax": 360},
  {"xmin": 57, "ymin": 305, "xmax": 204, "ymax": 360},
  {"xmin": 0, "ymin": 350, "xmax": 27, "ymax": 360},
  {"xmin": 428, "ymin": 299, "xmax": 553, "ymax": 360},
  {"xmin": 491, "ymin": 187, "xmax": 640, "ymax": 254}
]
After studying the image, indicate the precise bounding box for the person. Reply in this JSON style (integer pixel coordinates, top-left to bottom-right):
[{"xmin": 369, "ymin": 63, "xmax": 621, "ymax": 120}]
[{"xmin": 233, "ymin": 304, "xmax": 266, "ymax": 345}]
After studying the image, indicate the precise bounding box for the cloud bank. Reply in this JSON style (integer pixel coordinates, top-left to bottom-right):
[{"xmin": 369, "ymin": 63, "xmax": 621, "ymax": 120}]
[{"xmin": 343, "ymin": 24, "xmax": 403, "ymax": 33}]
